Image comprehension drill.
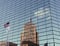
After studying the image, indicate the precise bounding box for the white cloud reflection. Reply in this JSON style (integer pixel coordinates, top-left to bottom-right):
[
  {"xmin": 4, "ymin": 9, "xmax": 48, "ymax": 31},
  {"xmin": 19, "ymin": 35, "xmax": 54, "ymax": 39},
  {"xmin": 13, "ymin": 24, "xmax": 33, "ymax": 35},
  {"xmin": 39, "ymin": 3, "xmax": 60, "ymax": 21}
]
[{"xmin": 34, "ymin": 8, "xmax": 50, "ymax": 16}]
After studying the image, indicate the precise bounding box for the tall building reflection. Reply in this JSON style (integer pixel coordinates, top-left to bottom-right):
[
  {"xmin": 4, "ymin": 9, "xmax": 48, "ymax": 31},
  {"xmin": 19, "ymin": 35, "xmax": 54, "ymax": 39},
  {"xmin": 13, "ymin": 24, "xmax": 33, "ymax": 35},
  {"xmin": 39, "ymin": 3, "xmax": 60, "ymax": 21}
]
[{"xmin": 20, "ymin": 18, "xmax": 39, "ymax": 46}]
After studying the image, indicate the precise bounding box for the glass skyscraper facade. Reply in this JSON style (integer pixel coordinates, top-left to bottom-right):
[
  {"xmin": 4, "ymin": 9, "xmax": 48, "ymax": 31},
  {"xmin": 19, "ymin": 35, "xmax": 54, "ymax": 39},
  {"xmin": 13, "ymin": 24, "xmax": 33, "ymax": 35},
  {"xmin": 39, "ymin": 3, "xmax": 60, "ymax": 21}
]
[{"xmin": 0, "ymin": 0, "xmax": 60, "ymax": 46}]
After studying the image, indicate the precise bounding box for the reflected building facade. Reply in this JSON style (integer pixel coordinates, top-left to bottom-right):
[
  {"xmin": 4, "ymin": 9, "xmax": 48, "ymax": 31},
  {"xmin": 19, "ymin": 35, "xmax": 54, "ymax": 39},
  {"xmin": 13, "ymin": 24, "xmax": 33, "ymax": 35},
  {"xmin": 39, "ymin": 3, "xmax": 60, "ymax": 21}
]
[
  {"xmin": 0, "ymin": 41, "xmax": 17, "ymax": 46},
  {"xmin": 20, "ymin": 19, "xmax": 39, "ymax": 46}
]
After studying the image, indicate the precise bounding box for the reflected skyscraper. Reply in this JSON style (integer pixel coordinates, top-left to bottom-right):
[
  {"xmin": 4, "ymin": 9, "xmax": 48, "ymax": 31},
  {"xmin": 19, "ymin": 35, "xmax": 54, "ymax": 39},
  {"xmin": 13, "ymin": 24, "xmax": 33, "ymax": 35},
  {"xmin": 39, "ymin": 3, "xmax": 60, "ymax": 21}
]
[{"xmin": 20, "ymin": 18, "xmax": 39, "ymax": 46}]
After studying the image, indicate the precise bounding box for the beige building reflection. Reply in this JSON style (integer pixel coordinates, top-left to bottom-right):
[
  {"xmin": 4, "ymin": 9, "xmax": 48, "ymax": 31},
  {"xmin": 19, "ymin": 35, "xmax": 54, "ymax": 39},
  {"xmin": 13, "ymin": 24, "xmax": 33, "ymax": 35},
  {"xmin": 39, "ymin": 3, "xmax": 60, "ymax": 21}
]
[{"xmin": 20, "ymin": 19, "xmax": 39, "ymax": 46}]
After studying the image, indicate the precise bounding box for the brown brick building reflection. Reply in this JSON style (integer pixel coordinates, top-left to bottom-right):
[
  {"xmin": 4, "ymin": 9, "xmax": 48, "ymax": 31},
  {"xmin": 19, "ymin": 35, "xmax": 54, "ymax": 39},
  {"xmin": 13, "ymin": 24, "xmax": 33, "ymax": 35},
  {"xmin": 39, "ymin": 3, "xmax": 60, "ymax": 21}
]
[
  {"xmin": 0, "ymin": 41, "xmax": 17, "ymax": 46},
  {"xmin": 20, "ymin": 19, "xmax": 39, "ymax": 46}
]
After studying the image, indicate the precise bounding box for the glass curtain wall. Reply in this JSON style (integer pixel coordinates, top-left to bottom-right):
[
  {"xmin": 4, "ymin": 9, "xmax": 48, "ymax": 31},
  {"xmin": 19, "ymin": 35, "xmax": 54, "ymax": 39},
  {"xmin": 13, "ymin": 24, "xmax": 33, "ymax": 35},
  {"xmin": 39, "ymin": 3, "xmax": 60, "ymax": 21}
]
[
  {"xmin": 50, "ymin": 0, "xmax": 60, "ymax": 46},
  {"xmin": 0, "ymin": 0, "xmax": 60, "ymax": 46}
]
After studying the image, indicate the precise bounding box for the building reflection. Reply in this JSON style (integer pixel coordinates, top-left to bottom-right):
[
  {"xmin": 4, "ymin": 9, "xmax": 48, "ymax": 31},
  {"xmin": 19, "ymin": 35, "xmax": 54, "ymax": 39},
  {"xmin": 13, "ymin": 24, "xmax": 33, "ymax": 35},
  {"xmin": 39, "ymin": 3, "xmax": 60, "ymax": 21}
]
[
  {"xmin": 0, "ymin": 41, "xmax": 17, "ymax": 46},
  {"xmin": 21, "ymin": 41, "xmax": 39, "ymax": 46},
  {"xmin": 20, "ymin": 18, "xmax": 39, "ymax": 46}
]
